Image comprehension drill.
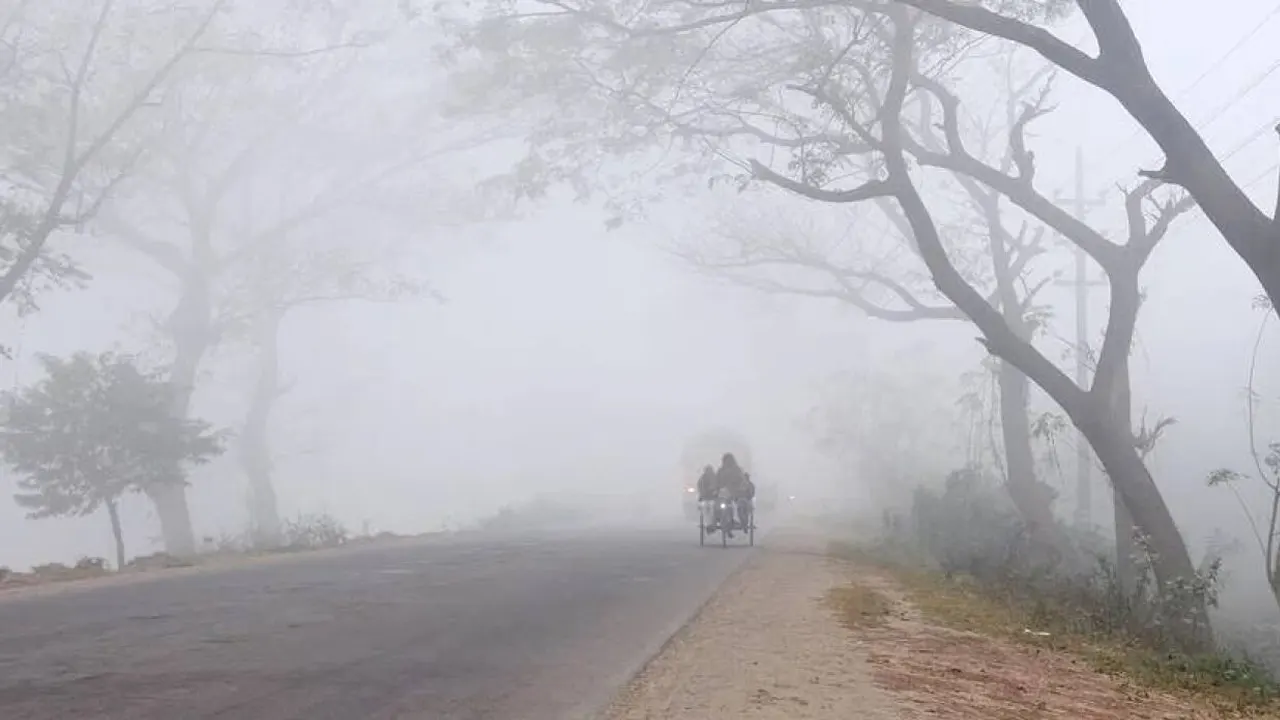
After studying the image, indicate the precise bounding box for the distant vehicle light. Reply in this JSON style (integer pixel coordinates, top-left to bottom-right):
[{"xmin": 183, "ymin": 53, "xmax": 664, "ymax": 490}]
[{"xmin": 685, "ymin": 487, "xmax": 696, "ymax": 493}]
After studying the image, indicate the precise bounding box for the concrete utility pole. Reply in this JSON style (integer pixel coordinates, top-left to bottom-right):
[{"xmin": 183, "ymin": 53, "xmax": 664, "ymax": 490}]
[{"xmin": 1053, "ymin": 148, "xmax": 1106, "ymax": 532}]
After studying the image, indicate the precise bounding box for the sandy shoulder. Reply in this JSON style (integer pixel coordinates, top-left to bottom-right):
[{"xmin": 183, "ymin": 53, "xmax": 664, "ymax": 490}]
[{"xmin": 603, "ymin": 537, "xmax": 905, "ymax": 719}]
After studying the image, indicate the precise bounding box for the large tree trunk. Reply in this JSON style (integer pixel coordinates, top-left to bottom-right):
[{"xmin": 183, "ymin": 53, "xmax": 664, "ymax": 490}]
[
  {"xmin": 106, "ymin": 498, "xmax": 126, "ymax": 572},
  {"xmin": 1115, "ymin": 489, "xmax": 1136, "ymax": 588},
  {"xmin": 875, "ymin": 7, "xmax": 1210, "ymax": 649},
  {"xmin": 146, "ymin": 268, "xmax": 215, "ymax": 556},
  {"xmin": 1096, "ymin": 274, "xmax": 1143, "ymax": 593},
  {"xmin": 241, "ymin": 308, "xmax": 284, "ymax": 548},
  {"xmin": 1003, "ymin": 339, "xmax": 1211, "ymax": 648},
  {"xmin": 890, "ymin": 149, "xmax": 1211, "ymax": 651},
  {"xmin": 1078, "ymin": 412, "xmax": 1205, "ymax": 630},
  {"xmin": 983, "ymin": 192, "xmax": 1064, "ymax": 559},
  {"xmin": 1103, "ymin": 63, "xmax": 1280, "ymax": 313},
  {"xmin": 1084, "ymin": 271, "xmax": 1206, "ymax": 643},
  {"xmin": 996, "ymin": 360, "xmax": 1061, "ymax": 548}
]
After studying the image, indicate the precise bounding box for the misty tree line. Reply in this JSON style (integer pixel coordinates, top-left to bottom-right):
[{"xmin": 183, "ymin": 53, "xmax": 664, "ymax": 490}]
[
  {"xmin": 432, "ymin": 0, "xmax": 1280, "ymax": 652},
  {"xmin": 0, "ymin": 1, "xmax": 482, "ymax": 565}
]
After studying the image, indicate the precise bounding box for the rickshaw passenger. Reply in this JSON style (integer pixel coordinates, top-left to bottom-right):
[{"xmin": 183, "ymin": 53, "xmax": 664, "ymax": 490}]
[
  {"xmin": 696, "ymin": 465, "xmax": 718, "ymax": 529},
  {"xmin": 738, "ymin": 472, "xmax": 757, "ymax": 530},
  {"xmin": 715, "ymin": 453, "xmax": 748, "ymax": 537},
  {"xmin": 696, "ymin": 465, "xmax": 717, "ymax": 501}
]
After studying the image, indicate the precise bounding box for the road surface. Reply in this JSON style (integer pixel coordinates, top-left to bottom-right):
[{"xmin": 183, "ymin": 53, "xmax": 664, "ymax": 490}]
[{"xmin": 0, "ymin": 527, "xmax": 752, "ymax": 720}]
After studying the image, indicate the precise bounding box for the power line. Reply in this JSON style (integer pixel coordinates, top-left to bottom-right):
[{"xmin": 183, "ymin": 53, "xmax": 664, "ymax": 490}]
[
  {"xmin": 1175, "ymin": 4, "xmax": 1280, "ymax": 104},
  {"xmin": 1191, "ymin": 55, "xmax": 1280, "ymax": 135},
  {"xmin": 1094, "ymin": 5, "xmax": 1280, "ymax": 183},
  {"xmin": 1093, "ymin": 64, "xmax": 1280, "ymax": 196},
  {"xmin": 1219, "ymin": 119, "xmax": 1280, "ymax": 166},
  {"xmin": 1243, "ymin": 161, "xmax": 1279, "ymax": 191},
  {"xmin": 1151, "ymin": 162, "xmax": 1277, "ymax": 252}
]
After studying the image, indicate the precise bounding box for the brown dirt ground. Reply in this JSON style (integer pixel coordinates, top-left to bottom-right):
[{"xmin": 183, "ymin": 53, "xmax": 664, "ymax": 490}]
[
  {"xmin": 604, "ymin": 532, "xmax": 1265, "ymax": 719},
  {"xmin": 851, "ymin": 571, "xmax": 1228, "ymax": 720}
]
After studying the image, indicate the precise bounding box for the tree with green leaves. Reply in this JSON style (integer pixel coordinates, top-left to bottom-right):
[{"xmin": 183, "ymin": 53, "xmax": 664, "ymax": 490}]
[
  {"xmin": 679, "ymin": 62, "xmax": 1070, "ymax": 554},
  {"xmin": 0, "ymin": 352, "xmax": 225, "ymax": 570}
]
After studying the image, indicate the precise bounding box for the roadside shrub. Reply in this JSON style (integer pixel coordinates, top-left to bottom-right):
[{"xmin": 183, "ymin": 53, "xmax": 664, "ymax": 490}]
[
  {"xmin": 127, "ymin": 552, "xmax": 194, "ymax": 570},
  {"xmin": 75, "ymin": 556, "xmax": 107, "ymax": 573},
  {"xmin": 201, "ymin": 530, "xmax": 256, "ymax": 555},
  {"xmin": 900, "ymin": 467, "xmax": 1233, "ymax": 655},
  {"xmin": 282, "ymin": 513, "xmax": 348, "ymax": 549},
  {"xmin": 853, "ymin": 466, "xmax": 1280, "ymax": 706}
]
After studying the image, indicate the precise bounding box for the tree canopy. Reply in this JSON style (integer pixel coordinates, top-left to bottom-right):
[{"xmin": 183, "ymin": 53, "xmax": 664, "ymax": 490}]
[{"xmin": 0, "ymin": 352, "xmax": 225, "ymax": 521}]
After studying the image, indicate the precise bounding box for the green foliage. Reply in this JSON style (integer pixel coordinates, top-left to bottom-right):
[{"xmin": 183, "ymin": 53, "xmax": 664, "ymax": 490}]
[{"xmin": 0, "ymin": 352, "xmax": 226, "ymax": 520}]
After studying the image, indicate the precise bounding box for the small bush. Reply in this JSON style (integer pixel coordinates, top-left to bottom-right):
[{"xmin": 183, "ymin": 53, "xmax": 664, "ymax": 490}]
[
  {"xmin": 903, "ymin": 467, "xmax": 1221, "ymax": 653},
  {"xmin": 201, "ymin": 531, "xmax": 254, "ymax": 555},
  {"xmin": 127, "ymin": 552, "xmax": 195, "ymax": 570},
  {"xmin": 282, "ymin": 513, "xmax": 348, "ymax": 550},
  {"xmin": 74, "ymin": 556, "xmax": 107, "ymax": 572},
  {"xmin": 30, "ymin": 562, "xmax": 69, "ymax": 577}
]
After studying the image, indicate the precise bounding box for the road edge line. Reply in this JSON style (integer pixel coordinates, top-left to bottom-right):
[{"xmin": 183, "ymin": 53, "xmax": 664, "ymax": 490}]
[{"xmin": 576, "ymin": 527, "xmax": 773, "ymax": 720}]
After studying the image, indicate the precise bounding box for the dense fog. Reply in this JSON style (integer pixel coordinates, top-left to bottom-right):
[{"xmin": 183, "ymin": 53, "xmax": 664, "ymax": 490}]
[{"xmin": 0, "ymin": 0, "xmax": 1278, "ymax": 660}]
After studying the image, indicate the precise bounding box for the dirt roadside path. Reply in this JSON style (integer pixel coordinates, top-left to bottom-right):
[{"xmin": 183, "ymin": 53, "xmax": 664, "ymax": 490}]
[
  {"xmin": 603, "ymin": 532, "xmax": 1252, "ymax": 720},
  {"xmin": 603, "ymin": 532, "xmax": 904, "ymax": 719}
]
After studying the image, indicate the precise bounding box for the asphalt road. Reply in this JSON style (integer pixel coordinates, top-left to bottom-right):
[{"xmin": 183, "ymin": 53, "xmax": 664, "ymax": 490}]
[{"xmin": 0, "ymin": 526, "xmax": 753, "ymax": 720}]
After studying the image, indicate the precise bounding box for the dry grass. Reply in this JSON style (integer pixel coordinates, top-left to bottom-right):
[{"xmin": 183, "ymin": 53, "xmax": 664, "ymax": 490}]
[{"xmin": 825, "ymin": 582, "xmax": 893, "ymax": 630}]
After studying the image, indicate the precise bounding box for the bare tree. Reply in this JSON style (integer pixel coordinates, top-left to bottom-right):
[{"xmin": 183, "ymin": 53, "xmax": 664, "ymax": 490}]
[
  {"xmin": 890, "ymin": 0, "xmax": 1280, "ymax": 309},
  {"xmin": 441, "ymin": 0, "xmax": 1211, "ymax": 645},
  {"xmin": 684, "ymin": 187, "xmax": 1069, "ymax": 554},
  {"xmin": 216, "ymin": 240, "xmax": 437, "ymax": 547},
  {"xmin": 839, "ymin": 6, "xmax": 1206, "ymax": 641},
  {"xmin": 680, "ymin": 58, "xmax": 1074, "ymax": 551}
]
